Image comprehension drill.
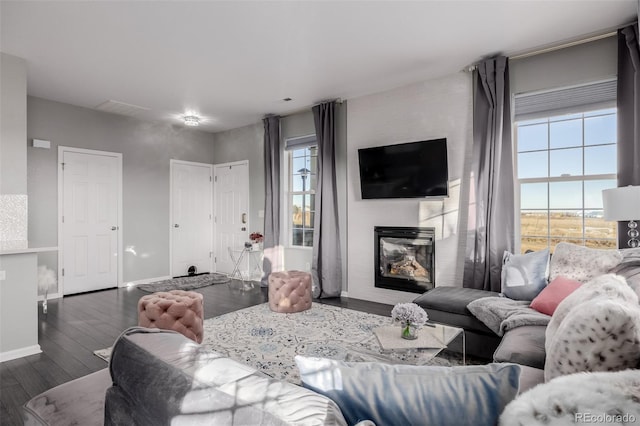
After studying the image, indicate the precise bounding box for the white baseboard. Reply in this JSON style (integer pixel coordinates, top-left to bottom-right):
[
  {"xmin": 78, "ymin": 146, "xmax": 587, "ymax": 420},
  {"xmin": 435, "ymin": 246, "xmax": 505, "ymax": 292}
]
[
  {"xmin": 0, "ymin": 344, "xmax": 42, "ymax": 363},
  {"xmin": 340, "ymin": 290, "xmax": 348, "ymax": 298},
  {"xmin": 122, "ymin": 275, "xmax": 172, "ymax": 288}
]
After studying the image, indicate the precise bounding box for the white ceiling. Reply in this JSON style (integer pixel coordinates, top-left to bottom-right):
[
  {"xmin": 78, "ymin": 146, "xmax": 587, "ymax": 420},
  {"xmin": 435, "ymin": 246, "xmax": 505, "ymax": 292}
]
[{"xmin": 1, "ymin": 1, "xmax": 636, "ymax": 133}]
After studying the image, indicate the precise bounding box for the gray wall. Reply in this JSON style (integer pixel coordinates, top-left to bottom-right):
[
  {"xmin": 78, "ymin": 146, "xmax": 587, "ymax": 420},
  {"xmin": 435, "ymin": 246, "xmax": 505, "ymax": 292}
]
[
  {"xmin": 212, "ymin": 108, "xmax": 348, "ymax": 293},
  {"xmin": 27, "ymin": 97, "xmax": 216, "ymax": 287},
  {"xmin": 211, "ymin": 122, "xmax": 264, "ymax": 236},
  {"xmin": 0, "ymin": 53, "xmax": 27, "ymax": 195},
  {"xmin": 510, "ymin": 36, "xmax": 617, "ymax": 95},
  {"xmin": 280, "ymin": 111, "xmax": 316, "ymax": 272},
  {"xmin": 279, "ymin": 106, "xmax": 348, "ymax": 293}
]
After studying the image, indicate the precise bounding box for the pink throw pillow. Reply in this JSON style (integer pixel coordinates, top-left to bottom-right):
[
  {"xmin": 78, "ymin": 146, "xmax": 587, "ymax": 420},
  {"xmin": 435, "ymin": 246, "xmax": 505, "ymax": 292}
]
[{"xmin": 530, "ymin": 276, "xmax": 581, "ymax": 316}]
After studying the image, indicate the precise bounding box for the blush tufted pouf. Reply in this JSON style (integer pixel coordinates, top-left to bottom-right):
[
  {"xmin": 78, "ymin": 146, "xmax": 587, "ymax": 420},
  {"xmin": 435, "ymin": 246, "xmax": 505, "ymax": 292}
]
[
  {"xmin": 268, "ymin": 271, "xmax": 312, "ymax": 313},
  {"xmin": 137, "ymin": 290, "xmax": 204, "ymax": 343}
]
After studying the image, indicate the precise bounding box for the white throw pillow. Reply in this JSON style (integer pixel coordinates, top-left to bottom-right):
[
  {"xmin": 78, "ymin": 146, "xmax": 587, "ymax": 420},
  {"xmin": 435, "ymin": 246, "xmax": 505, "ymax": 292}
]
[
  {"xmin": 500, "ymin": 249, "xmax": 550, "ymax": 301},
  {"xmin": 549, "ymin": 242, "xmax": 622, "ymax": 283},
  {"xmin": 500, "ymin": 369, "xmax": 640, "ymax": 426},
  {"xmin": 545, "ymin": 274, "xmax": 638, "ymax": 353},
  {"xmin": 544, "ymin": 298, "xmax": 640, "ymax": 382}
]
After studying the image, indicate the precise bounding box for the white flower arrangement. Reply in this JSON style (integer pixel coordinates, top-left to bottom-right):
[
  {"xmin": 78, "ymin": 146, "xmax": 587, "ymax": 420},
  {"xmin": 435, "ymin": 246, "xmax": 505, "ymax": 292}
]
[{"xmin": 391, "ymin": 302, "xmax": 428, "ymax": 326}]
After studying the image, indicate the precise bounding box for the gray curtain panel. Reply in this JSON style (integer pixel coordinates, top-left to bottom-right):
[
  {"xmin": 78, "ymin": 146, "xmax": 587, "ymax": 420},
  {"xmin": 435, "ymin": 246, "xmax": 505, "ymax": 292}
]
[
  {"xmin": 616, "ymin": 23, "xmax": 640, "ymax": 248},
  {"xmin": 463, "ymin": 56, "xmax": 515, "ymax": 292},
  {"xmin": 262, "ymin": 115, "xmax": 283, "ymax": 287},
  {"xmin": 311, "ymin": 101, "xmax": 342, "ymax": 298}
]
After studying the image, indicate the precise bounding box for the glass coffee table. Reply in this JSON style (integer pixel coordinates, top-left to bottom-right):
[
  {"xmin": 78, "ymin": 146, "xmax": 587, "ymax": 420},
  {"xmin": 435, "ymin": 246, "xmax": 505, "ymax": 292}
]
[{"xmin": 347, "ymin": 322, "xmax": 465, "ymax": 366}]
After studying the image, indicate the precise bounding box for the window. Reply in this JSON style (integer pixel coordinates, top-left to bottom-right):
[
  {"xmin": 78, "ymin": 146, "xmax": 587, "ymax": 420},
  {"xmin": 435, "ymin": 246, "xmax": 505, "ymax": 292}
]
[
  {"xmin": 516, "ymin": 108, "xmax": 618, "ymax": 252},
  {"xmin": 285, "ymin": 136, "xmax": 317, "ymax": 247}
]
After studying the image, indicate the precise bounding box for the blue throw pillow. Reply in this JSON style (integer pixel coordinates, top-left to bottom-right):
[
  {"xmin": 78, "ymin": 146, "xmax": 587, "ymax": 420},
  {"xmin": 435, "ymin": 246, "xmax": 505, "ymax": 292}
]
[
  {"xmin": 501, "ymin": 249, "xmax": 550, "ymax": 300},
  {"xmin": 295, "ymin": 357, "xmax": 521, "ymax": 426}
]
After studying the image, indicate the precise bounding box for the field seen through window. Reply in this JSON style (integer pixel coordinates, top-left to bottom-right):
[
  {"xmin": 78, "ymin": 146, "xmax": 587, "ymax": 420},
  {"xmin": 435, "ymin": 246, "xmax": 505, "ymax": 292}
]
[{"xmin": 520, "ymin": 211, "xmax": 617, "ymax": 253}]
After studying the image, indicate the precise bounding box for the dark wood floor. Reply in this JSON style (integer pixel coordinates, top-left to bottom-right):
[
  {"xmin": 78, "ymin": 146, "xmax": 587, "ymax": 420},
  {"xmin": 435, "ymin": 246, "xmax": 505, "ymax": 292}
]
[{"xmin": 0, "ymin": 281, "xmax": 392, "ymax": 424}]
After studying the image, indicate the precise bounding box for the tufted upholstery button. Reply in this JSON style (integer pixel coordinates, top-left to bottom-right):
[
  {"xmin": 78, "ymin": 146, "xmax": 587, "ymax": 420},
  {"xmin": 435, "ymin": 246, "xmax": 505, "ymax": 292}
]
[
  {"xmin": 137, "ymin": 290, "xmax": 204, "ymax": 343},
  {"xmin": 268, "ymin": 271, "xmax": 312, "ymax": 313}
]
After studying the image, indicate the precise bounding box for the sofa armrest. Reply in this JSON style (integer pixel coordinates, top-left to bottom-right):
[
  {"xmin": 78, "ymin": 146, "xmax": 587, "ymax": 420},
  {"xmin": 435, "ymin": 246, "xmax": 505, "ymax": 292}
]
[
  {"xmin": 23, "ymin": 369, "xmax": 111, "ymax": 426},
  {"xmin": 106, "ymin": 327, "xmax": 346, "ymax": 426}
]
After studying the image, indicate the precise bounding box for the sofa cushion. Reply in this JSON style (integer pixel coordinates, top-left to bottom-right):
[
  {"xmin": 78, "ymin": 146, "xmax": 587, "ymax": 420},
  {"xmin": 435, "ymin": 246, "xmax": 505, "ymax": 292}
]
[
  {"xmin": 529, "ymin": 275, "xmax": 581, "ymax": 316},
  {"xmin": 549, "ymin": 242, "xmax": 622, "ymax": 282},
  {"xmin": 544, "ymin": 298, "xmax": 640, "ymax": 382},
  {"xmin": 500, "ymin": 369, "xmax": 640, "ymax": 426},
  {"xmin": 545, "ymin": 274, "xmax": 637, "ymax": 352},
  {"xmin": 501, "ymin": 249, "xmax": 550, "ymax": 301},
  {"xmin": 296, "ymin": 356, "xmax": 521, "ymax": 426},
  {"xmin": 414, "ymin": 287, "xmax": 500, "ymax": 316},
  {"xmin": 493, "ymin": 325, "xmax": 546, "ymax": 369},
  {"xmin": 413, "ymin": 287, "xmax": 500, "ymax": 334},
  {"xmin": 517, "ymin": 365, "xmax": 544, "ymax": 394},
  {"xmin": 106, "ymin": 327, "xmax": 347, "ymax": 426},
  {"xmin": 23, "ymin": 369, "xmax": 111, "ymax": 426},
  {"xmin": 610, "ymin": 247, "xmax": 640, "ymax": 297}
]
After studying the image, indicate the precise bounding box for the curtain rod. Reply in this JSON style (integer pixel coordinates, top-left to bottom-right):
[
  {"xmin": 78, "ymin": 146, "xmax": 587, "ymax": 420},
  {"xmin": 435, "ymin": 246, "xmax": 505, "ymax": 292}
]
[
  {"xmin": 464, "ymin": 22, "xmax": 635, "ymax": 71},
  {"xmin": 509, "ymin": 31, "xmax": 617, "ymax": 60}
]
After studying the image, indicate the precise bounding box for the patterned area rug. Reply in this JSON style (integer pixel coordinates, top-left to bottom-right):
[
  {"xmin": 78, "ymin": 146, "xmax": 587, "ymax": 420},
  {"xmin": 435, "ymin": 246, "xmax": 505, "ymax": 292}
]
[
  {"xmin": 136, "ymin": 273, "xmax": 230, "ymax": 293},
  {"xmin": 201, "ymin": 303, "xmax": 475, "ymax": 383},
  {"xmin": 94, "ymin": 303, "xmax": 478, "ymax": 383}
]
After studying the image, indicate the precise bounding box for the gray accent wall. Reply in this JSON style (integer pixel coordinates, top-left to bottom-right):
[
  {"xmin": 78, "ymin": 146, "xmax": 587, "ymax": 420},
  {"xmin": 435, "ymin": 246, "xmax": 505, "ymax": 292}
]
[
  {"xmin": 27, "ymin": 97, "xmax": 216, "ymax": 287},
  {"xmin": 211, "ymin": 122, "xmax": 264, "ymax": 237}
]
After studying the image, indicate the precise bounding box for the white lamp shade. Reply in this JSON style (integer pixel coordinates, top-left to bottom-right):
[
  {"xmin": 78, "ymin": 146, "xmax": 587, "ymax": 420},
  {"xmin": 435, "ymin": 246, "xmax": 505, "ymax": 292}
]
[{"xmin": 602, "ymin": 186, "xmax": 640, "ymax": 221}]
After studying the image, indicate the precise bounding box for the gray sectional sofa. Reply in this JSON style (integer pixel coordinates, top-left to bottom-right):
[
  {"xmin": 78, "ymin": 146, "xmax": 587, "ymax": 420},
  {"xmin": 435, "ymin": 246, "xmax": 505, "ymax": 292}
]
[
  {"xmin": 24, "ymin": 327, "xmax": 348, "ymax": 426},
  {"xmin": 24, "ymin": 326, "xmax": 547, "ymax": 426},
  {"xmin": 413, "ymin": 287, "xmax": 546, "ymax": 369}
]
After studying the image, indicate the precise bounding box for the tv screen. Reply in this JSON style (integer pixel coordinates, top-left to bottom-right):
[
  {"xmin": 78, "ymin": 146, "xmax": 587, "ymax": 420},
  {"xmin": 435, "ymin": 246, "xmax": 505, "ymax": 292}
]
[{"xmin": 358, "ymin": 138, "xmax": 448, "ymax": 199}]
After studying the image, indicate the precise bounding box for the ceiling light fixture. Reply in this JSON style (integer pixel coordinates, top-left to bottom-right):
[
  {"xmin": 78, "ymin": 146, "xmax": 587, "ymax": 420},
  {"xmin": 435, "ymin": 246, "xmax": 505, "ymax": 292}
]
[{"xmin": 183, "ymin": 115, "xmax": 200, "ymax": 126}]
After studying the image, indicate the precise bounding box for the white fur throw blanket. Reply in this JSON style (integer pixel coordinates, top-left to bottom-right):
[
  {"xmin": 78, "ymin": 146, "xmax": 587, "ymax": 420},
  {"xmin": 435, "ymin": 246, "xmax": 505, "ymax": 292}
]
[
  {"xmin": 545, "ymin": 274, "xmax": 639, "ymax": 354},
  {"xmin": 500, "ymin": 369, "xmax": 640, "ymax": 425},
  {"xmin": 467, "ymin": 297, "xmax": 551, "ymax": 336}
]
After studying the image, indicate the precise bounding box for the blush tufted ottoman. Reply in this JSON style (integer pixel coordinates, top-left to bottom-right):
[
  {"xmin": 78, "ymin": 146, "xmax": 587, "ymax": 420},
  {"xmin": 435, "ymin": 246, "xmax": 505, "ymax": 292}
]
[
  {"xmin": 137, "ymin": 290, "xmax": 204, "ymax": 343},
  {"xmin": 268, "ymin": 271, "xmax": 313, "ymax": 313}
]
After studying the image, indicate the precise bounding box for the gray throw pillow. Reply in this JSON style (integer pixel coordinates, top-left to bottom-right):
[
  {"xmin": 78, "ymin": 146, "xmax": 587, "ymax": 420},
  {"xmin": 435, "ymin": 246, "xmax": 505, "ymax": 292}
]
[
  {"xmin": 501, "ymin": 249, "xmax": 550, "ymax": 301},
  {"xmin": 295, "ymin": 356, "xmax": 521, "ymax": 426}
]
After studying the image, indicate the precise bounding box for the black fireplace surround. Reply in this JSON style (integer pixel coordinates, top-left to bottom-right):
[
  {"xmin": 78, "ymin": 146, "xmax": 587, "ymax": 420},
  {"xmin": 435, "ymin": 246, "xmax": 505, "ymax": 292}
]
[{"xmin": 374, "ymin": 226, "xmax": 435, "ymax": 294}]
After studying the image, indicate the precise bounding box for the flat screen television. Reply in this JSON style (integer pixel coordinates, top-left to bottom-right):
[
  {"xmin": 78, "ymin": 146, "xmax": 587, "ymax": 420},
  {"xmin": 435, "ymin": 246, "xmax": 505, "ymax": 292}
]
[{"xmin": 358, "ymin": 138, "xmax": 448, "ymax": 199}]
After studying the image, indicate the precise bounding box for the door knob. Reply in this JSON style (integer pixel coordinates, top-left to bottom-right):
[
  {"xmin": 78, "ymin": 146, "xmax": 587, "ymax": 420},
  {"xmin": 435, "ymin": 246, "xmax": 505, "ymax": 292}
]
[
  {"xmin": 241, "ymin": 213, "xmax": 247, "ymax": 224},
  {"xmin": 111, "ymin": 226, "xmax": 118, "ymax": 231},
  {"xmin": 174, "ymin": 224, "xmax": 180, "ymax": 228}
]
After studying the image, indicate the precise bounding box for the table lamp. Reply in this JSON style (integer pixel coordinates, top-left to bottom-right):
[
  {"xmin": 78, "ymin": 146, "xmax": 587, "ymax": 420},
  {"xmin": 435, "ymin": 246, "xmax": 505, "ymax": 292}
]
[{"xmin": 603, "ymin": 186, "xmax": 640, "ymax": 248}]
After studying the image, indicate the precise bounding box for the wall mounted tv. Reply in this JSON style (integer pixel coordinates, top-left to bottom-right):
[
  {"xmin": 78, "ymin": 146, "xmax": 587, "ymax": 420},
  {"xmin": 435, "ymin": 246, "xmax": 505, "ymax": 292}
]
[{"xmin": 358, "ymin": 138, "xmax": 448, "ymax": 199}]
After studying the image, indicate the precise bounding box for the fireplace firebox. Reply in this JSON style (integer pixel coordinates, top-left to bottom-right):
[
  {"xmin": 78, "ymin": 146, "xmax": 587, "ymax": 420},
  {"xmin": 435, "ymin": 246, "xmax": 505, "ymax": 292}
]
[{"xmin": 374, "ymin": 226, "xmax": 435, "ymax": 293}]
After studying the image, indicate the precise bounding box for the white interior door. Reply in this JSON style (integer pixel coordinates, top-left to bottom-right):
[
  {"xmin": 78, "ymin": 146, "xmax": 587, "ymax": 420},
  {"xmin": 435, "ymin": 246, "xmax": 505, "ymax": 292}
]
[
  {"xmin": 61, "ymin": 150, "xmax": 120, "ymax": 295},
  {"xmin": 171, "ymin": 160, "xmax": 213, "ymax": 277},
  {"xmin": 214, "ymin": 162, "xmax": 249, "ymax": 274}
]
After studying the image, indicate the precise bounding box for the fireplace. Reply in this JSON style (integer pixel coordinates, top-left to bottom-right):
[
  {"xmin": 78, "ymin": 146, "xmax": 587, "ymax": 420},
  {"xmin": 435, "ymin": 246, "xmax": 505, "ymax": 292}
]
[{"xmin": 374, "ymin": 226, "xmax": 435, "ymax": 293}]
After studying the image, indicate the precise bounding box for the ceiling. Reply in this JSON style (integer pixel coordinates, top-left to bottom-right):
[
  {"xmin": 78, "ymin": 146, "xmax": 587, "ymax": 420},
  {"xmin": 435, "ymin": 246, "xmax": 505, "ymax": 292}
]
[{"xmin": 1, "ymin": 1, "xmax": 636, "ymax": 133}]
